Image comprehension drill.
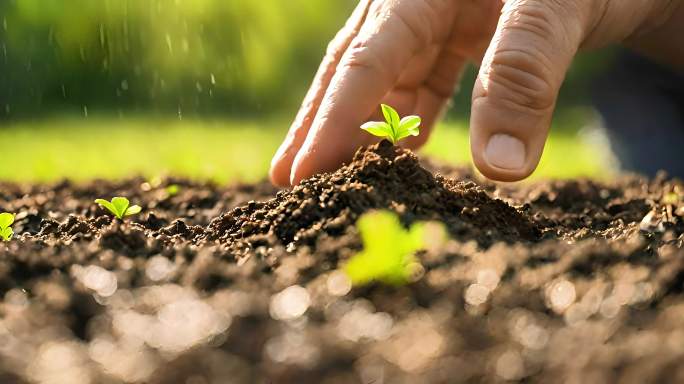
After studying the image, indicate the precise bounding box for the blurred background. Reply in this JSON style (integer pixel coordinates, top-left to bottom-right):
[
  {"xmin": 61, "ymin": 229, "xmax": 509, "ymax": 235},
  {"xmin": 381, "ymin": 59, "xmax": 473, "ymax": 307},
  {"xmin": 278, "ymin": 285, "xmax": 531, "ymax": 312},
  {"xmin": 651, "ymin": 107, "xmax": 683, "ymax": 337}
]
[{"xmin": 0, "ymin": 0, "xmax": 619, "ymax": 183}]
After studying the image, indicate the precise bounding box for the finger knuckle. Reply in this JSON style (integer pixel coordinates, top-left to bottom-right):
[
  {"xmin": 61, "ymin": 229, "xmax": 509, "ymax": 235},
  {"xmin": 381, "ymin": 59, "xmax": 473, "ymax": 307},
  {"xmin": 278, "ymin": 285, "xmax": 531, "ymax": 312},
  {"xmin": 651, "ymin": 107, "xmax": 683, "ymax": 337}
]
[
  {"xmin": 338, "ymin": 40, "xmax": 390, "ymax": 79},
  {"xmin": 372, "ymin": 0, "xmax": 446, "ymax": 46},
  {"xmin": 486, "ymin": 47, "xmax": 556, "ymax": 112},
  {"xmin": 505, "ymin": 0, "xmax": 584, "ymax": 44},
  {"xmin": 325, "ymin": 32, "xmax": 347, "ymax": 60},
  {"xmin": 485, "ymin": 1, "xmax": 570, "ymax": 112}
]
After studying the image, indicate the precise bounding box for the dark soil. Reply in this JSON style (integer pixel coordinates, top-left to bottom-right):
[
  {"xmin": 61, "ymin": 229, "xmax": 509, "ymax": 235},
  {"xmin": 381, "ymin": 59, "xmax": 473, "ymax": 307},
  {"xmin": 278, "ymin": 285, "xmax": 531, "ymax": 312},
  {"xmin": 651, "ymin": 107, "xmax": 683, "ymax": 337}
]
[{"xmin": 1, "ymin": 141, "xmax": 684, "ymax": 383}]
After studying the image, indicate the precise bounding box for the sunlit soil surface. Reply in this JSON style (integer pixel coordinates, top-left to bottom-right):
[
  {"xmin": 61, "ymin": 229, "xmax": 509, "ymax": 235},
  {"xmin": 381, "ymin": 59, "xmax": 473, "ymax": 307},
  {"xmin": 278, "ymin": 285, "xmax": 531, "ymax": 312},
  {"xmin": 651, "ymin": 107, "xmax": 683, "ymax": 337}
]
[{"xmin": 0, "ymin": 143, "xmax": 679, "ymax": 383}]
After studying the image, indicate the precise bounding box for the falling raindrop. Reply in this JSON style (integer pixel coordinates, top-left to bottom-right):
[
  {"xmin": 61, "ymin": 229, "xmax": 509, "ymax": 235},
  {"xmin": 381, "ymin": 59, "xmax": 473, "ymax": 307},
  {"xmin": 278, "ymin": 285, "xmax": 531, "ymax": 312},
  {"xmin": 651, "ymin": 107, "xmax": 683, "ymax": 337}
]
[
  {"xmin": 210, "ymin": 73, "xmax": 216, "ymax": 85},
  {"xmin": 165, "ymin": 34, "xmax": 173, "ymax": 54},
  {"xmin": 121, "ymin": 80, "xmax": 129, "ymax": 91},
  {"xmin": 99, "ymin": 24, "xmax": 105, "ymax": 48},
  {"xmin": 83, "ymin": 106, "xmax": 89, "ymax": 117}
]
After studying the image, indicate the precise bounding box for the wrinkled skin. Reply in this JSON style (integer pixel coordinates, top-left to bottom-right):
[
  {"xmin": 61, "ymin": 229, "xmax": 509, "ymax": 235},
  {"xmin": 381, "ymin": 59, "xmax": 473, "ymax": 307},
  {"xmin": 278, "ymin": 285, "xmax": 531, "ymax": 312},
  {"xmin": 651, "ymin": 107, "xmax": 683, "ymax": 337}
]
[{"xmin": 270, "ymin": 0, "xmax": 684, "ymax": 185}]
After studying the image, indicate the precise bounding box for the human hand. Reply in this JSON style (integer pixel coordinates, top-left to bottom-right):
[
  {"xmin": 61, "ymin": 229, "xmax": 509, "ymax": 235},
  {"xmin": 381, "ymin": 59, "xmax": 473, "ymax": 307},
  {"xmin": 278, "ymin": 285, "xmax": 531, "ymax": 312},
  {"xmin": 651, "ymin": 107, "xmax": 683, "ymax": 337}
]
[{"xmin": 270, "ymin": 0, "xmax": 683, "ymax": 186}]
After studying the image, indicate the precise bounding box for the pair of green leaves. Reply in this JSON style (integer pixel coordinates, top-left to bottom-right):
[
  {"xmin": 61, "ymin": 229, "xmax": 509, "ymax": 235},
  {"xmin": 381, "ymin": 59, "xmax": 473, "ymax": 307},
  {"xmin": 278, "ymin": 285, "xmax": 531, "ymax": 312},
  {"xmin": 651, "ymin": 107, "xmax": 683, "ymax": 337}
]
[
  {"xmin": 344, "ymin": 210, "xmax": 427, "ymax": 286},
  {"xmin": 360, "ymin": 104, "xmax": 421, "ymax": 145},
  {"xmin": 95, "ymin": 197, "xmax": 141, "ymax": 219},
  {"xmin": 0, "ymin": 212, "xmax": 15, "ymax": 242}
]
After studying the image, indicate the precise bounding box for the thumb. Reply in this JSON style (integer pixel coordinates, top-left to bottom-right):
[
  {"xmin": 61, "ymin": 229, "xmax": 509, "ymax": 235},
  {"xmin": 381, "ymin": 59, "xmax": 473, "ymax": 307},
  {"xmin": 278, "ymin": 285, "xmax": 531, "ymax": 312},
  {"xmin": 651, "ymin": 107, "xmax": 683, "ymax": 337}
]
[{"xmin": 470, "ymin": 0, "xmax": 590, "ymax": 182}]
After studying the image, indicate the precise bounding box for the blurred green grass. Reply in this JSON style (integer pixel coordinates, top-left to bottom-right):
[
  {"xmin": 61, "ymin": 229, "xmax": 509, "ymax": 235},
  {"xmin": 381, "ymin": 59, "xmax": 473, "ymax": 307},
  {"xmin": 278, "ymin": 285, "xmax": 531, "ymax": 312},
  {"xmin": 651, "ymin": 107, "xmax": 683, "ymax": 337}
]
[{"xmin": 1, "ymin": 116, "xmax": 611, "ymax": 184}]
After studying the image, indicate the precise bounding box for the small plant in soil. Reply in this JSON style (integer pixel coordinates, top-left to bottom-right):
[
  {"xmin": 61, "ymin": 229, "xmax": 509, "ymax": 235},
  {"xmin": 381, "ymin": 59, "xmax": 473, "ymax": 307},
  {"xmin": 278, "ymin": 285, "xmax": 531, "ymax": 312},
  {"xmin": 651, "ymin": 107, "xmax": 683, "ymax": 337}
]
[
  {"xmin": 0, "ymin": 212, "xmax": 15, "ymax": 241},
  {"xmin": 360, "ymin": 104, "xmax": 421, "ymax": 145},
  {"xmin": 95, "ymin": 197, "xmax": 142, "ymax": 219},
  {"xmin": 166, "ymin": 184, "xmax": 180, "ymax": 197},
  {"xmin": 344, "ymin": 210, "xmax": 426, "ymax": 286}
]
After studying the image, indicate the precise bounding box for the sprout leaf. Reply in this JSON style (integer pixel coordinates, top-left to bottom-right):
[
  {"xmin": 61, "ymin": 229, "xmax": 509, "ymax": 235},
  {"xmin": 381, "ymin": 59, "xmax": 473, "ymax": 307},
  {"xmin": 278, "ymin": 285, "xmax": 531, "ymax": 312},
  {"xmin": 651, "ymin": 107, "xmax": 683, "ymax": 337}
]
[
  {"xmin": 361, "ymin": 104, "xmax": 421, "ymax": 145},
  {"xmin": 344, "ymin": 210, "xmax": 431, "ymax": 286},
  {"xmin": 95, "ymin": 197, "xmax": 141, "ymax": 219},
  {"xmin": 125, "ymin": 205, "xmax": 142, "ymax": 216},
  {"xmin": 0, "ymin": 227, "xmax": 13, "ymax": 242},
  {"xmin": 0, "ymin": 212, "xmax": 14, "ymax": 229}
]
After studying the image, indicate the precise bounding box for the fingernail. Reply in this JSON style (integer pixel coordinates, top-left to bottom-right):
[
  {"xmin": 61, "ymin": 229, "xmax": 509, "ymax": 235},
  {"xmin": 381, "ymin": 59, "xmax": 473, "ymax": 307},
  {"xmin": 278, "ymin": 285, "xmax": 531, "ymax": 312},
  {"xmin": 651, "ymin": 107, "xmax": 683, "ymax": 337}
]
[{"xmin": 484, "ymin": 134, "xmax": 526, "ymax": 170}]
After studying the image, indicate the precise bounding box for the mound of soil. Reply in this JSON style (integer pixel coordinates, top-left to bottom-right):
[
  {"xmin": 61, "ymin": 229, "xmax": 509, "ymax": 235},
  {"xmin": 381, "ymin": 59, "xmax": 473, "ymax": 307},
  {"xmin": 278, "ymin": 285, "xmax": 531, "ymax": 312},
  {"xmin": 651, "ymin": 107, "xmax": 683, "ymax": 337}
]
[
  {"xmin": 1, "ymin": 143, "xmax": 684, "ymax": 383},
  {"xmin": 207, "ymin": 141, "xmax": 539, "ymax": 256}
]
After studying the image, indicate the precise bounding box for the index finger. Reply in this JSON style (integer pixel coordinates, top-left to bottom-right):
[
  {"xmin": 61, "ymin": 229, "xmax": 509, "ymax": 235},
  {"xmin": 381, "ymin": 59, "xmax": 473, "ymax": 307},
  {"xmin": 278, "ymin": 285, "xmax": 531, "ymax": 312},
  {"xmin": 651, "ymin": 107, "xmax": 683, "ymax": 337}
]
[
  {"xmin": 289, "ymin": 0, "xmax": 457, "ymax": 185},
  {"xmin": 269, "ymin": 0, "xmax": 373, "ymax": 186}
]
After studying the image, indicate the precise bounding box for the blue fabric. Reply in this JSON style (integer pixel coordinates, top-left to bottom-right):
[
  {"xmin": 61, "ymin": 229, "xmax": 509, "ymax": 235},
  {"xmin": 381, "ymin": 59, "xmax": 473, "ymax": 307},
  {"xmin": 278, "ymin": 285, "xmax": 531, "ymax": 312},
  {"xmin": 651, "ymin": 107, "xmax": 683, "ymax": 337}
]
[{"xmin": 592, "ymin": 51, "xmax": 684, "ymax": 178}]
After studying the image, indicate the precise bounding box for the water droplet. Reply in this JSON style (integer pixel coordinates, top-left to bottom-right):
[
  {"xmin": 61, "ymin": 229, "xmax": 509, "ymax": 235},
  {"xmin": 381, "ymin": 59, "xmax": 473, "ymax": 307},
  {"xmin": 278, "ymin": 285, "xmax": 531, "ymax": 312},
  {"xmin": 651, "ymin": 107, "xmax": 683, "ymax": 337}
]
[
  {"xmin": 99, "ymin": 24, "xmax": 105, "ymax": 48},
  {"xmin": 120, "ymin": 79, "xmax": 129, "ymax": 91},
  {"xmin": 210, "ymin": 73, "xmax": 216, "ymax": 85},
  {"xmin": 165, "ymin": 34, "xmax": 173, "ymax": 53}
]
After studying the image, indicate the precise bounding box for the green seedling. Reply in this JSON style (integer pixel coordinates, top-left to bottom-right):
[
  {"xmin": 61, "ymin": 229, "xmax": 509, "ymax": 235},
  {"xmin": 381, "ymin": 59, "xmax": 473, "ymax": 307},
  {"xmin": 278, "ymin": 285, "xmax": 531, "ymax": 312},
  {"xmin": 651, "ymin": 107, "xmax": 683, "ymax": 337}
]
[
  {"xmin": 95, "ymin": 197, "xmax": 142, "ymax": 219},
  {"xmin": 360, "ymin": 104, "xmax": 421, "ymax": 145},
  {"xmin": 166, "ymin": 184, "xmax": 180, "ymax": 197},
  {"xmin": 0, "ymin": 212, "xmax": 15, "ymax": 242},
  {"xmin": 344, "ymin": 210, "xmax": 426, "ymax": 286}
]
